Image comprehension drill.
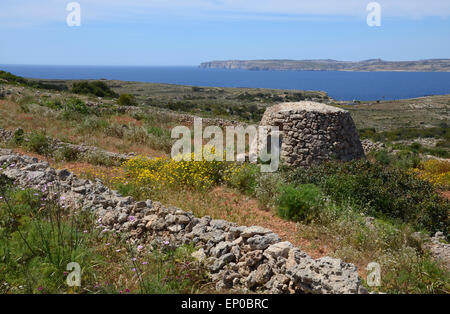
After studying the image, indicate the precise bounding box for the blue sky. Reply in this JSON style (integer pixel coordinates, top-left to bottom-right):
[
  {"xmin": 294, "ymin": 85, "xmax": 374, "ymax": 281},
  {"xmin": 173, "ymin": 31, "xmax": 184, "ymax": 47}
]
[{"xmin": 0, "ymin": 0, "xmax": 449, "ymax": 65}]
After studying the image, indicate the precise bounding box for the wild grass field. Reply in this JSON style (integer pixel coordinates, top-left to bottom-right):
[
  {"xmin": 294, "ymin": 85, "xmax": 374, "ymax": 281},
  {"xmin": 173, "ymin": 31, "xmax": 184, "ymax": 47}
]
[{"xmin": 0, "ymin": 71, "xmax": 449, "ymax": 294}]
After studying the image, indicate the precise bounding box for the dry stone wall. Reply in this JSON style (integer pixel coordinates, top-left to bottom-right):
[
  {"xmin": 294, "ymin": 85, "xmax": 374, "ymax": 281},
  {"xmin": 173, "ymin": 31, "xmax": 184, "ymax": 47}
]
[
  {"xmin": 259, "ymin": 102, "xmax": 365, "ymax": 167},
  {"xmin": 0, "ymin": 148, "xmax": 367, "ymax": 294}
]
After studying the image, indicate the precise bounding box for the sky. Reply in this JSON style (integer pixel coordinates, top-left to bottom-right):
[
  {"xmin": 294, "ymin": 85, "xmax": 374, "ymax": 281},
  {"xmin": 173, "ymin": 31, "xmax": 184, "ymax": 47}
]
[{"xmin": 0, "ymin": 0, "xmax": 449, "ymax": 66}]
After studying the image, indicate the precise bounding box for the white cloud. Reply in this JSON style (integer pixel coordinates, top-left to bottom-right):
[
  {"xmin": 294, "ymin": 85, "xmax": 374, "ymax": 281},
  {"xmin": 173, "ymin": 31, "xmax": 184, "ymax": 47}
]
[{"xmin": 1, "ymin": 0, "xmax": 449, "ymax": 27}]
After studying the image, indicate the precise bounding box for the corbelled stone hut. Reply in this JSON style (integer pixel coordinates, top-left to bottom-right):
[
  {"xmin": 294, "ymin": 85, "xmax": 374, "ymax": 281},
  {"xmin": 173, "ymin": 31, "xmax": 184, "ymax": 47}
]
[{"xmin": 259, "ymin": 101, "xmax": 365, "ymax": 167}]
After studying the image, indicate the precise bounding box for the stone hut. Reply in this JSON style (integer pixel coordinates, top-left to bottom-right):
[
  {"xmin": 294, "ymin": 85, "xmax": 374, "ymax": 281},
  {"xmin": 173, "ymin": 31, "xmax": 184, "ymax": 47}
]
[{"xmin": 258, "ymin": 101, "xmax": 365, "ymax": 167}]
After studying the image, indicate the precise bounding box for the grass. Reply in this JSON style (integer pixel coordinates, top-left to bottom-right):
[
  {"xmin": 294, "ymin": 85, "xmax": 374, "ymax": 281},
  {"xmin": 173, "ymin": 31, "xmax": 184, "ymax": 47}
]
[
  {"xmin": 70, "ymin": 150, "xmax": 450, "ymax": 294},
  {"xmin": 2, "ymin": 79, "xmax": 450, "ymax": 294},
  {"xmin": 0, "ymin": 93, "xmax": 173, "ymax": 157},
  {"xmin": 296, "ymin": 203, "xmax": 450, "ymax": 294},
  {"xmin": 0, "ymin": 175, "xmax": 212, "ymax": 294},
  {"xmin": 359, "ymin": 124, "xmax": 450, "ymax": 158}
]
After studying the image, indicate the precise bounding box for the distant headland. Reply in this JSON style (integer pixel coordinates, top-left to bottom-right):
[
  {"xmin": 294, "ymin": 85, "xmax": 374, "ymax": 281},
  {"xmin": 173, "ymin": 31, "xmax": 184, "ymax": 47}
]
[{"xmin": 200, "ymin": 59, "xmax": 450, "ymax": 72}]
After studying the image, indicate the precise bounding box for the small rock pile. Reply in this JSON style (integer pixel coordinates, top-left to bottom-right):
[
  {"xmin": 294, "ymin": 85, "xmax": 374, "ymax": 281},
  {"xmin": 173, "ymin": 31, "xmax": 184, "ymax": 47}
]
[
  {"xmin": 426, "ymin": 232, "xmax": 450, "ymax": 270},
  {"xmin": 259, "ymin": 102, "xmax": 365, "ymax": 167},
  {"xmin": 0, "ymin": 148, "xmax": 366, "ymax": 294},
  {"xmin": 360, "ymin": 139, "xmax": 385, "ymax": 154}
]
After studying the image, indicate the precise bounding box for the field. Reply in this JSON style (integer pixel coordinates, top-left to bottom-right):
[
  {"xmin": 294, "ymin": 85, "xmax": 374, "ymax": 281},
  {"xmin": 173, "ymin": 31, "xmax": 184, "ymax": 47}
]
[{"xmin": 0, "ymin": 71, "xmax": 449, "ymax": 294}]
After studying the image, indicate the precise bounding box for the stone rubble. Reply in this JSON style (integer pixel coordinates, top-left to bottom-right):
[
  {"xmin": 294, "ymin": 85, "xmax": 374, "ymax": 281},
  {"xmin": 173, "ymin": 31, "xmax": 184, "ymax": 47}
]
[
  {"xmin": 426, "ymin": 232, "xmax": 450, "ymax": 270},
  {"xmin": 361, "ymin": 139, "xmax": 386, "ymax": 155},
  {"xmin": 0, "ymin": 148, "xmax": 367, "ymax": 294}
]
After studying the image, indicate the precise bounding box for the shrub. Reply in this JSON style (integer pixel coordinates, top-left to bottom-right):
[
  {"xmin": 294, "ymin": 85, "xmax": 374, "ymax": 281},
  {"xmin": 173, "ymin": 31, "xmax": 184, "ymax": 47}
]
[
  {"xmin": 0, "ymin": 70, "xmax": 28, "ymax": 85},
  {"xmin": 276, "ymin": 184, "xmax": 324, "ymax": 223},
  {"xmin": 379, "ymin": 247, "xmax": 450, "ymax": 294},
  {"xmin": 147, "ymin": 134, "xmax": 173, "ymax": 153},
  {"xmin": 82, "ymin": 116, "xmax": 110, "ymax": 132},
  {"xmin": 41, "ymin": 98, "xmax": 64, "ymax": 110},
  {"xmin": 298, "ymin": 205, "xmax": 450, "ymax": 294},
  {"xmin": 71, "ymin": 81, "xmax": 118, "ymax": 98},
  {"xmin": 147, "ymin": 126, "xmax": 168, "ymax": 137},
  {"xmin": 122, "ymin": 149, "xmax": 246, "ymax": 191},
  {"xmin": 410, "ymin": 160, "xmax": 450, "ymax": 189},
  {"xmin": 64, "ymin": 98, "xmax": 91, "ymax": 115},
  {"xmin": 118, "ymin": 94, "xmax": 137, "ymax": 106},
  {"xmin": 12, "ymin": 128, "xmax": 25, "ymax": 145},
  {"xmin": 370, "ymin": 149, "xmax": 420, "ymax": 169},
  {"xmin": 254, "ymin": 172, "xmax": 285, "ymax": 210},
  {"xmin": 227, "ymin": 163, "xmax": 259, "ymax": 195},
  {"xmin": 360, "ymin": 126, "xmax": 450, "ymax": 142},
  {"xmin": 55, "ymin": 145, "xmax": 80, "ymax": 162},
  {"xmin": 84, "ymin": 151, "xmax": 120, "ymax": 167},
  {"xmin": 25, "ymin": 131, "xmax": 51, "ymax": 155},
  {"xmin": 287, "ymin": 159, "xmax": 450, "ymax": 237}
]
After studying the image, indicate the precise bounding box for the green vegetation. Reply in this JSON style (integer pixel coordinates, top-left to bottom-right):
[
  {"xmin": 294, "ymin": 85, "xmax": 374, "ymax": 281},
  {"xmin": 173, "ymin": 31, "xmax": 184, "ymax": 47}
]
[
  {"xmin": 0, "ymin": 175, "xmax": 210, "ymax": 294},
  {"xmin": 108, "ymin": 153, "xmax": 450, "ymax": 293},
  {"xmin": 286, "ymin": 159, "xmax": 449, "ymax": 236},
  {"xmin": 0, "ymin": 71, "xmax": 68, "ymax": 91},
  {"xmin": 71, "ymin": 81, "xmax": 119, "ymax": 98},
  {"xmin": 276, "ymin": 184, "xmax": 324, "ymax": 223},
  {"xmin": 24, "ymin": 130, "xmax": 52, "ymax": 156},
  {"xmin": 117, "ymin": 94, "xmax": 137, "ymax": 106},
  {"xmin": 110, "ymin": 80, "xmax": 327, "ymax": 122},
  {"xmin": 1, "ymin": 74, "xmax": 449, "ymax": 294},
  {"xmin": 359, "ymin": 124, "xmax": 449, "ymax": 142},
  {"xmin": 359, "ymin": 124, "xmax": 450, "ymax": 159},
  {"xmin": 9, "ymin": 93, "xmax": 175, "ymax": 156}
]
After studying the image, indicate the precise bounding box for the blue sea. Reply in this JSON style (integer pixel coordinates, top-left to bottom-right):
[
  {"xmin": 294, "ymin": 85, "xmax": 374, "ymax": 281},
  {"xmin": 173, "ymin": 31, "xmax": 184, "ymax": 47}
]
[{"xmin": 1, "ymin": 64, "xmax": 450, "ymax": 101}]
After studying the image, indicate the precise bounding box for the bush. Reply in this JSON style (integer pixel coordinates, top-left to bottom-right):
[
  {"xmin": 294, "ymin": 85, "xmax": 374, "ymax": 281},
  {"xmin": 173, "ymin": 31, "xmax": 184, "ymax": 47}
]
[
  {"xmin": 147, "ymin": 126, "xmax": 168, "ymax": 137},
  {"xmin": 41, "ymin": 98, "xmax": 64, "ymax": 111},
  {"xmin": 118, "ymin": 94, "xmax": 137, "ymax": 106},
  {"xmin": 0, "ymin": 70, "xmax": 28, "ymax": 85},
  {"xmin": 71, "ymin": 81, "xmax": 118, "ymax": 98},
  {"xmin": 276, "ymin": 184, "xmax": 324, "ymax": 223},
  {"xmin": 122, "ymin": 149, "xmax": 248, "ymax": 192},
  {"xmin": 82, "ymin": 116, "xmax": 110, "ymax": 132},
  {"xmin": 84, "ymin": 151, "xmax": 120, "ymax": 167},
  {"xmin": 64, "ymin": 98, "xmax": 91, "ymax": 115},
  {"xmin": 287, "ymin": 159, "xmax": 450, "ymax": 237},
  {"xmin": 227, "ymin": 163, "xmax": 259, "ymax": 195},
  {"xmin": 379, "ymin": 247, "xmax": 450, "ymax": 294},
  {"xmin": 55, "ymin": 145, "xmax": 80, "ymax": 162},
  {"xmin": 25, "ymin": 131, "xmax": 51, "ymax": 155},
  {"xmin": 370, "ymin": 149, "xmax": 420, "ymax": 169},
  {"xmin": 410, "ymin": 160, "xmax": 450, "ymax": 189},
  {"xmin": 254, "ymin": 172, "xmax": 285, "ymax": 210},
  {"xmin": 12, "ymin": 128, "xmax": 25, "ymax": 145}
]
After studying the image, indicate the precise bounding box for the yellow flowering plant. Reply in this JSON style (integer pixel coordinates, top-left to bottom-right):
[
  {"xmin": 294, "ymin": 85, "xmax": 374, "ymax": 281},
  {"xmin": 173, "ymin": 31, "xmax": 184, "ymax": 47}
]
[
  {"xmin": 121, "ymin": 146, "xmax": 253, "ymax": 191},
  {"xmin": 409, "ymin": 160, "xmax": 450, "ymax": 189}
]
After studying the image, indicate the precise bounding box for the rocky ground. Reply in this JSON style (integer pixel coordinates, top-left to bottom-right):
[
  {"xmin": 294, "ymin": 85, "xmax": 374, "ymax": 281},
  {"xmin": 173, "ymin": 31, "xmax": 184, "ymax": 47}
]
[{"xmin": 0, "ymin": 148, "xmax": 367, "ymax": 294}]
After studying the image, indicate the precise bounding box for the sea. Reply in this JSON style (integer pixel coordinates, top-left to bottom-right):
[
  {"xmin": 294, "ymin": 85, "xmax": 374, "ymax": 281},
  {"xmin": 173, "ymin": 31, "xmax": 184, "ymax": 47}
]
[{"xmin": 1, "ymin": 64, "xmax": 450, "ymax": 101}]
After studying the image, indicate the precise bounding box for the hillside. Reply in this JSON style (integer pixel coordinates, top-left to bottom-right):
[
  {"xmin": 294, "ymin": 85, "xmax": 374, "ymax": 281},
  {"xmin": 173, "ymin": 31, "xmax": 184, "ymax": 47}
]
[
  {"xmin": 0, "ymin": 73, "xmax": 449, "ymax": 294},
  {"xmin": 200, "ymin": 59, "xmax": 450, "ymax": 72}
]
